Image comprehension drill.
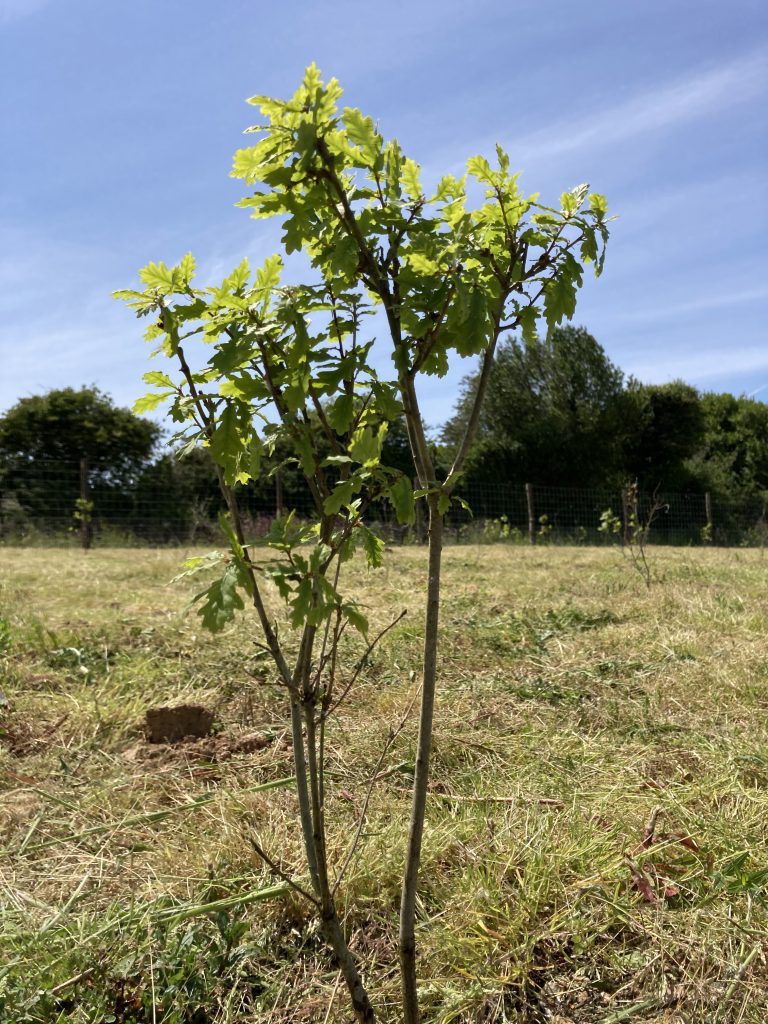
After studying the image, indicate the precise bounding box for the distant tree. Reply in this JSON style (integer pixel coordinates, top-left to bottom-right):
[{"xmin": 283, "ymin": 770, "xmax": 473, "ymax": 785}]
[
  {"xmin": 622, "ymin": 380, "xmax": 704, "ymax": 492},
  {"xmin": 0, "ymin": 386, "xmax": 160, "ymax": 474},
  {"xmin": 684, "ymin": 392, "xmax": 768, "ymax": 500},
  {"xmin": 0, "ymin": 387, "xmax": 161, "ymax": 530},
  {"xmin": 443, "ymin": 326, "xmax": 627, "ymax": 489}
]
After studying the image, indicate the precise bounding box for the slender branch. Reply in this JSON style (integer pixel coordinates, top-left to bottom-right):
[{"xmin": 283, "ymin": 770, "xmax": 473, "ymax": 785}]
[
  {"xmin": 443, "ymin": 319, "xmax": 502, "ymax": 494},
  {"xmin": 399, "ymin": 492, "xmax": 443, "ymax": 1024},
  {"xmin": 325, "ymin": 609, "xmax": 408, "ymax": 719},
  {"xmin": 248, "ymin": 835, "xmax": 320, "ymax": 906}
]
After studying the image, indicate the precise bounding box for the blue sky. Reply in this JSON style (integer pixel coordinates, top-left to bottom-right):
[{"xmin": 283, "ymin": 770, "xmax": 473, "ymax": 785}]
[{"xmin": 1, "ymin": 0, "xmax": 766, "ymax": 430}]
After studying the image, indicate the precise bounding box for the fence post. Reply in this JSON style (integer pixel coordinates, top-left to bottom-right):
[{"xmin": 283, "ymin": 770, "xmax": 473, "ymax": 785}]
[
  {"xmin": 79, "ymin": 457, "xmax": 93, "ymax": 551},
  {"xmin": 705, "ymin": 491, "xmax": 713, "ymax": 541},
  {"xmin": 525, "ymin": 482, "xmax": 536, "ymax": 545},
  {"xmin": 275, "ymin": 468, "xmax": 284, "ymax": 519}
]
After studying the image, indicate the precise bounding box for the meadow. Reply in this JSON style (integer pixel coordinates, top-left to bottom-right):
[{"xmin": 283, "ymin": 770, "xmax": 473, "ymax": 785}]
[{"xmin": 2, "ymin": 544, "xmax": 767, "ymax": 1023}]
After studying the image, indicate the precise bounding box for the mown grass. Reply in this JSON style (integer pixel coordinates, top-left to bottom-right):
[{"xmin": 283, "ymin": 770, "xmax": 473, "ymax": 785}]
[{"xmin": 1, "ymin": 544, "xmax": 767, "ymax": 1023}]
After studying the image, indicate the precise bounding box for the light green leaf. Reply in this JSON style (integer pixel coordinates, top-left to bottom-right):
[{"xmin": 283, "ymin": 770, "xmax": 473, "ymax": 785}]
[
  {"xmin": 406, "ymin": 252, "xmax": 439, "ymax": 275},
  {"xmin": 402, "ymin": 158, "xmax": 422, "ymax": 200},
  {"xmin": 360, "ymin": 525, "xmax": 385, "ymax": 568},
  {"xmin": 208, "ymin": 404, "xmax": 243, "ymax": 485},
  {"xmin": 349, "ymin": 424, "xmax": 385, "ymax": 466},
  {"xmin": 143, "ymin": 371, "xmax": 175, "ymax": 389},
  {"xmin": 467, "ymin": 155, "xmax": 494, "ymax": 184},
  {"xmin": 389, "ymin": 476, "xmax": 415, "ymax": 526},
  {"xmin": 176, "ymin": 252, "xmax": 196, "ymax": 287},
  {"xmin": 133, "ymin": 391, "xmax": 173, "ymax": 414},
  {"xmin": 343, "ymin": 107, "xmax": 381, "ymax": 163},
  {"xmin": 139, "ymin": 261, "xmax": 175, "ymax": 292},
  {"xmin": 589, "ymin": 193, "xmax": 608, "ymax": 218}
]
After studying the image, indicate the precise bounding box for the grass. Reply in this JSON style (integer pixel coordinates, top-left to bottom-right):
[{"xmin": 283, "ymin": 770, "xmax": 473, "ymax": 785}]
[{"xmin": 1, "ymin": 544, "xmax": 768, "ymax": 1022}]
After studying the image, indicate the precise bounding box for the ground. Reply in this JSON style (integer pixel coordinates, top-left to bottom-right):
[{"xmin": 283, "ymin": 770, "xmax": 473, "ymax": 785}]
[{"xmin": 1, "ymin": 544, "xmax": 767, "ymax": 1023}]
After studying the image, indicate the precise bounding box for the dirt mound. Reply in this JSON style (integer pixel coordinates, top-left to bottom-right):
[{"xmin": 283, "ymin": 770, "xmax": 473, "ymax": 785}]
[{"xmin": 145, "ymin": 703, "xmax": 214, "ymax": 743}]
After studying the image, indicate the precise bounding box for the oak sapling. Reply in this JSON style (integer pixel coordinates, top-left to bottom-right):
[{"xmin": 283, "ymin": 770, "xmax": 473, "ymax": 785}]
[{"xmin": 117, "ymin": 65, "xmax": 610, "ymax": 1023}]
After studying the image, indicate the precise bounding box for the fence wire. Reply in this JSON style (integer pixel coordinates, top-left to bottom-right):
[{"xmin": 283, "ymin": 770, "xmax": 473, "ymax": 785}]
[{"xmin": 1, "ymin": 457, "xmax": 766, "ymax": 548}]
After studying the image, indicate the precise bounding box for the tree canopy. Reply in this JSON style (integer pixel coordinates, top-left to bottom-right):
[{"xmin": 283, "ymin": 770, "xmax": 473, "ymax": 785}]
[
  {"xmin": 0, "ymin": 387, "xmax": 160, "ymax": 474},
  {"xmin": 444, "ymin": 326, "xmax": 627, "ymax": 488}
]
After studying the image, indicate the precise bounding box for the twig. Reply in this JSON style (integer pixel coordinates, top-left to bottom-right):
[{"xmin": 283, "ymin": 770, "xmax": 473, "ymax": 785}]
[
  {"xmin": 248, "ymin": 835, "xmax": 320, "ymax": 906},
  {"xmin": 325, "ymin": 609, "xmax": 407, "ymax": 718}
]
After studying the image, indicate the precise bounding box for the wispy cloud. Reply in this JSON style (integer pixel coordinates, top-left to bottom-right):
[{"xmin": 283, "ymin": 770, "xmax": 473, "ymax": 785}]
[
  {"xmin": 0, "ymin": 0, "xmax": 52, "ymax": 27},
  {"xmin": 605, "ymin": 286, "xmax": 768, "ymax": 325},
  {"xmin": 627, "ymin": 342, "xmax": 768, "ymax": 385},
  {"xmin": 511, "ymin": 49, "xmax": 768, "ymax": 165}
]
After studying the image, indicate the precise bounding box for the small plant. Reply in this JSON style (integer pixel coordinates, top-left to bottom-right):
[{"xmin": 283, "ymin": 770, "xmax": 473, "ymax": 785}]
[
  {"xmin": 622, "ymin": 481, "xmax": 668, "ymax": 588},
  {"xmin": 537, "ymin": 513, "xmax": 553, "ymax": 541},
  {"xmin": 116, "ymin": 66, "xmax": 609, "ymax": 1022},
  {"xmin": 598, "ymin": 506, "xmax": 622, "ymax": 537}
]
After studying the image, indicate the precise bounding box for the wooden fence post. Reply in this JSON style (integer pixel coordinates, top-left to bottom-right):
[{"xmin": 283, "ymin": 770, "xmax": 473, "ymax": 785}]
[
  {"xmin": 705, "ymin": 491, "xmax": 713, "ymax": 541},
  {"xmin": 79, "ymin": 458, "xmax": 93, "ymax": 551},
  {"xmin": 525, "ymin": 482, "xmax": 536, "ymax": 546},
  {"xmin": 275, "ymin": 468, "xmax": 284, "ymax": 519}
]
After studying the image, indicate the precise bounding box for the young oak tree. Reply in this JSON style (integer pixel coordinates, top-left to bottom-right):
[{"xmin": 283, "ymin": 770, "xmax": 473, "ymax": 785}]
[{"xmin": 117, "ymin": 66, "xmax": 609, "ymax": 1024}]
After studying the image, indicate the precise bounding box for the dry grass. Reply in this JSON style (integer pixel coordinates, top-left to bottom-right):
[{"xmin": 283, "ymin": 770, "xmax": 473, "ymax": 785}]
[{"xmin": 1, "ymin": 544, "xmax": 768, "ymax": 1022}]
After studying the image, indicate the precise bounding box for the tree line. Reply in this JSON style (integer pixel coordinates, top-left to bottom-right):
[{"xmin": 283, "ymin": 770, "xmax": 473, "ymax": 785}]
[{"xmin": 1, "ymin": 332, "xmax": 766, "ymax": 539}]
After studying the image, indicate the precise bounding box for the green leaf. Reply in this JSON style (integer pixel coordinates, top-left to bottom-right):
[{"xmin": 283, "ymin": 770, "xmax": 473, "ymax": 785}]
[
  {"xmin": 456, "ymin": 288, "xmax": 488, "ymax": 356},
  {"xmin": 289, "ymin": 578, "xmax": 313, "ymax": 628},
  {"xmin": 341, "ymin": 602, "xmax": 369, "ymax": 636},
  {"xmin": 438, "ymin": 492, "xmax": 451, "ymax": 516},
  {"xmin": 343, "ymin": 107, "xmax": 381, "ymax": 164},
  {"xmin": 208, "ymin": 404, "xmax": 244, "ymax": 485},
  {"xmin": 467, "ymin": 155, "xmax": 494, "ymax": 184},
  {"xmin": 349, "ymin": 424, "xmax": 385, "ymax": 466},
  {"xmin": 589, "ymin": 193, "xmax": 608, "ymax": 219},
  {"xmin": 517, "ymin": 304, "xmax": 539, "ymax": 344},
  {"xmin": 256, "ymin": 254, "xmax": 282, "ymax": 294},
  {"xmin": 143, "ymin": 371, "xmax": 175, "ymax": 389},
  {"xmin": 402, "ymin": 158, "xmax": 422, "ymax": 201},
  {"xmin": 176, "ymin": 252, "xmax": 196, "ymax": 288},
  {"xmin": 139, "ymin": 261, "xmax": 175, "ymax": 292},
  {"xmin": 371, "ymin": 383, "xmax": 403, "ymax": 421},
  {"xmin": 543, "ymin": 253, "xmax": 582, "ymax": 333},
  {"xmin": 323, "ymin": 478, "xmax": 357, "ymax": 516},
  {"xmin": 133, "ymin": 391, "xmax": 173, "ymax": 414},
  {"xmin": 194, "ymin": 565, "xmax": 245, "ymax": 633},
  {"xmin": 360, "ymin": 525, "xmax": 384, "ymax": 568},
  {"xmin": 327, "ymin": 393, "xmax": 355, "ymax": 435},
  {"xmin": 406, "ymin": 252, "xmax": 439, "ymax": 275},
  {"xmin": 389, "ymin": 476, "xmax": 415, "ymax": 525},
  {"xmin": 561, "ymin": 184, "xmax": 589, "ymax": 216}
]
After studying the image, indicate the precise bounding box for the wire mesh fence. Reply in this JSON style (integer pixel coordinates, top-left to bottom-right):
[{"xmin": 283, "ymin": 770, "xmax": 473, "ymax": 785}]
[{"xmin": 1, "ymin": 456, "xmax": 766, "ymax": 548}]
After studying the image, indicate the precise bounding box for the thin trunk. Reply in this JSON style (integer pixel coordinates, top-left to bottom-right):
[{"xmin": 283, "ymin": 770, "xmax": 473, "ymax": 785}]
[
  {"xmin": 305, "ymin": 700, "xmax": 376, "ymax": 1021},
  {"xmin": 399, "ymin": 493, "xmax": 443, "ymax": 1024}
]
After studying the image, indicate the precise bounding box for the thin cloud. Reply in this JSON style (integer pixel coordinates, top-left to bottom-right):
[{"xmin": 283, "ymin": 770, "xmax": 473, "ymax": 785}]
[
  {"xmin": 605, "ymin": 286, "xmax": 768, "ymax": 324},
  {"xmin": 511, "ymin": 49, "xmax": 768, "ymax": 164},
  {"xmin": 627, "ymin": 343, "xmax": 768, "ymax": 385},
  {"xmin": 0, "ymin": 0, "xmax": 51, "ymax": 26}
]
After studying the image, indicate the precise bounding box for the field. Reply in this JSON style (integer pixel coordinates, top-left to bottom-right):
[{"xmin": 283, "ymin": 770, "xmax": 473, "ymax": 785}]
[{"xmin": 2, "ymin": 544, "xmax": 768, "ymax": 1023}]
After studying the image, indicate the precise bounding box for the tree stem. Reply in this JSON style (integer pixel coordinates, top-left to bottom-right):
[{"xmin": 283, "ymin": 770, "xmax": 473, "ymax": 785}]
[{"xmin": 399, "ymin": 493, "xmax": 443, "ymax": 1023}]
